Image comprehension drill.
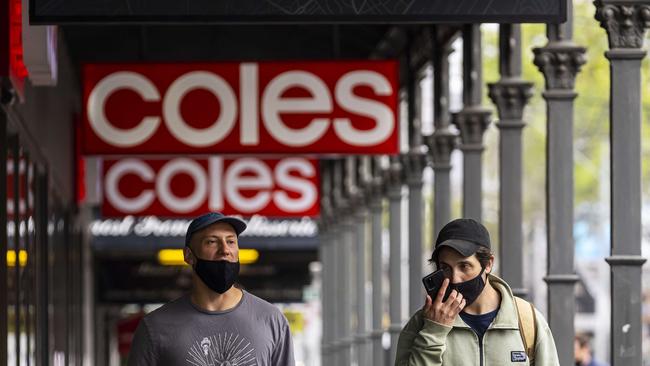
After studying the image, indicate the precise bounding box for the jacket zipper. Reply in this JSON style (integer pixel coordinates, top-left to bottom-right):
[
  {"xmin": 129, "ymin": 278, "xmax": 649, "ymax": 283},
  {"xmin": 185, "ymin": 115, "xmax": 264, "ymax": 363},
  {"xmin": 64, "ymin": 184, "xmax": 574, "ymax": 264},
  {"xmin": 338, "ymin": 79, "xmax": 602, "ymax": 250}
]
[
  {"xmin": 468, "ymin": 330, "xmax": 483, "ymax": 366},
  {"xmin": 479, "ymin": 335, "xmax": 484, "ymax": 366}
]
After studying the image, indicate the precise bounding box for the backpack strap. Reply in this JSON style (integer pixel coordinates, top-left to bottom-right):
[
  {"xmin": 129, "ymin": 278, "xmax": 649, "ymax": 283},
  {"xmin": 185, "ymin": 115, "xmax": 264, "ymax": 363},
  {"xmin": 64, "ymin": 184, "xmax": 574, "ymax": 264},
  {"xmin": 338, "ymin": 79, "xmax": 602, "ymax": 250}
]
[{"xmin": 514, "ymin": 296, "xmax": 537, "ymax": 364}]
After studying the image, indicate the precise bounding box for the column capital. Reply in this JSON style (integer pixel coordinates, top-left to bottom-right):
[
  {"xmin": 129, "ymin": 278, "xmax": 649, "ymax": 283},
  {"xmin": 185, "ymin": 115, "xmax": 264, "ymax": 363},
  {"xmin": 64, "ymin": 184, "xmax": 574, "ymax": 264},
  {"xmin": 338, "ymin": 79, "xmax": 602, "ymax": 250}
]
[
  {"xmin": 383, "ymin": 159, "xmax": 404, "ymax": 188},
  {"xmin": 488, "ymin": 79, "xmax": 534, "ymax": 123},
  {"xmin": 452, "ymin": 106, "xmax": 492, "ymax": 150},
  {"xmin": 366, "ymin": 174, "xmax": 385, "ymax": 199},
  {"xmin": 425, "ymin": 129, "xmax": 458, "ymax": 169},
  {"xmin": 533, "ymin": 42, "xmax": 587, "ymax": 90},
  {"xmin": 402, "ymin": 149, "xmax": 427, "ymax": 186},
  {"xmin": 595, "ymin": 1, "xmax": 650, "ymax": 49}
]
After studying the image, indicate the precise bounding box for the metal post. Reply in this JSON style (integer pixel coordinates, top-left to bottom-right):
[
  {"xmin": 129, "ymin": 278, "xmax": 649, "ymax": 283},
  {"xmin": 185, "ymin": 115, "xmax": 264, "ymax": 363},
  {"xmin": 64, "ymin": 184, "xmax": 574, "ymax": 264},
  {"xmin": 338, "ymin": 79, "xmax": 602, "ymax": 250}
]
[
  {"xmin": 533, "ymin": 3, "xmax": 585, "ymax": 363},
  {"xmin": 332, "ymin": 159, "xmax": 346, "ymax": 366},
  {"xmin": 319, "ymin": 160, "xmax": 333, "ymax": 366},
  {"xmin": 386, "ymin": 157, "xmax": 404, "ymax": 363},
  {"xmin": 319, "ymin": 226, "xmax": 331, "ymax": 366},
  {"xmin": 595, "ymin": 2, "xmax": 650, "ymax": 364},
  {"xmin": 341, "ymin": 218, "xmax": 355, "ymax": 366},
  {"xmin": 344, "ymin": 157, "xmax": 359, "ymax": 365},
  {"xmin": 354, "ymin": 206, "xmax": 369, "ymax": 366},
  {"xmin": 355, "ymin": 157, "xmax": 373, "ymax": 366},
  {"xmin": 405, "ymin": 153, "xmax": 426, "ymax": 315},
  {"xmin": 427, "ymin": 28, "xmax": 457, "ymax": 237},
  {"xmin": 0, "ymin": 92, "xmax": 8, "ymax": 366},
  {"xmin": 404, "ymin": 40, "xmax": 428, "ymax": 316},
  {"xmin": 452, "ymin": 24, "xmax": 492, "ymax": 221},
  {"xmin": 488, "ymin": 24, "xmax": 533, "ymax": 298},
  {"xmin": 320, "ymin": 227, "xmax": 337, "ymax": 365},
  {"xmin": 335, "ymin": 157, "xmax": 355, "ymax": 366},
  {"xmin": 333, "ymin": 223, "xmax": 346, "ymax": 366},
  {"xmin": 369, "ymin": 158, "xmax": 385, "ymax": 366}
]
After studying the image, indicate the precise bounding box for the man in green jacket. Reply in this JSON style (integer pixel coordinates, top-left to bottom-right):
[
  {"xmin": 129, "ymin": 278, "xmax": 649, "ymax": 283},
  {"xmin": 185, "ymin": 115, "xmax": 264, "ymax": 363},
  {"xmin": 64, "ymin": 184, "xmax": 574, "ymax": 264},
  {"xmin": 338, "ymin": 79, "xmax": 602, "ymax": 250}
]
[{"xmin": 395, "ymin": 218, "xmax": 560, "ymax": 366}]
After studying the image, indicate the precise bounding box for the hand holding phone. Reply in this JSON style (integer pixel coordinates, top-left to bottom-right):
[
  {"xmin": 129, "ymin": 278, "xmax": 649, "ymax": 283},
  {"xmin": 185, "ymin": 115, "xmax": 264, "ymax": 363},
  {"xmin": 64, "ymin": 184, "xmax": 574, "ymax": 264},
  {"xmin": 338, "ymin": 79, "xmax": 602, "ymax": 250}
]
[
  {"xmin": 421, "ymin": 271, "xmax": 466, "ymax": 326},
  {"xmin": 422, "ymin": 269, "xmax": 453, "ymax": 302}
]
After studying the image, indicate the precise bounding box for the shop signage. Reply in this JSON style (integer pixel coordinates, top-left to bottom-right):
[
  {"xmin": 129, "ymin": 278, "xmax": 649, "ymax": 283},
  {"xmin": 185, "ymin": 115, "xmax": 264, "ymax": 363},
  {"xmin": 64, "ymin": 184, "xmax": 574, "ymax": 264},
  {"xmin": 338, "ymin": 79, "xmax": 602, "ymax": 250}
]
[
  {"xmin": 90, "ymin": 215, "xmax": 319, "ymax": 251},
  {"xmin": 102, "ymin": 157, "xmax": 319, "ymax": 217},
  {"xmin": 30, "ymin": 0, "xmax": 566, "ymax": 24},
  {"xmin": 89, "ymin": 215, "xmax": 318, "ymax": 238},
  {"xmin": 82, "ymin": 61, "xmax": 398, "ymax": 154},
  {"xmin": 9, "ymin": 0, "xmax": 28, "ymax": 99}
]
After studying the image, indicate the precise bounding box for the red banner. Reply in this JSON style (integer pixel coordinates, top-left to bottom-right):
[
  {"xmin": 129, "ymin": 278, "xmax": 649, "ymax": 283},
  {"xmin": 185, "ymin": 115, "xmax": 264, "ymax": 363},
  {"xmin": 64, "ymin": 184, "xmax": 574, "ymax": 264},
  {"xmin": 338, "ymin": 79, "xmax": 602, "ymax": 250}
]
[
  {"xmin": 83, "ymin": 61, "xmax": 398, "ymax": 154},
  {"xmin": 102, "ymin": 157, "xmax": 319, "ymax": 217}
]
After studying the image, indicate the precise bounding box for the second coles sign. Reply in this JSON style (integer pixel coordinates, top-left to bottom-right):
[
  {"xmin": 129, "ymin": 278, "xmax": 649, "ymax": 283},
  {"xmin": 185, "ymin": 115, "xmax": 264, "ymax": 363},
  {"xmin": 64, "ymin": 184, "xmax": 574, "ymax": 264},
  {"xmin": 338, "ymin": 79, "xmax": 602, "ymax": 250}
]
[
  {"xmin": 102, "ymin": 157, "xmax": 319, "ymax": 217},
  {"xmin": 83, "ymin": 61, "xmax": 398, "ymax": 154}
]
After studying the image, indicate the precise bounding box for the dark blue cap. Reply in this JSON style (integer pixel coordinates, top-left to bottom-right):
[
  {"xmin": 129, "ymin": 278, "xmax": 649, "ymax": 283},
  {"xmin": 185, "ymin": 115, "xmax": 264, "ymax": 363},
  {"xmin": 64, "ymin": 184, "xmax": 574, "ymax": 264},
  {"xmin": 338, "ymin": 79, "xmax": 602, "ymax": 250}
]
[{"xmin": 184, "ymin": 212, "xmax": 247, "ymax": 247}]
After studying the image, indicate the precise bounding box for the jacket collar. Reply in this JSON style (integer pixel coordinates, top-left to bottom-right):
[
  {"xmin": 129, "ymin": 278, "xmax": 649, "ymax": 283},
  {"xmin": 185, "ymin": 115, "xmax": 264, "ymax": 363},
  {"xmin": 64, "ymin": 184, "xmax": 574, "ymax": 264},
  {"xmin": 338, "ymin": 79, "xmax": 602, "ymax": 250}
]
[{"xmin": 451, "ymin": 273, "xmax": 520, "ymax": 330}]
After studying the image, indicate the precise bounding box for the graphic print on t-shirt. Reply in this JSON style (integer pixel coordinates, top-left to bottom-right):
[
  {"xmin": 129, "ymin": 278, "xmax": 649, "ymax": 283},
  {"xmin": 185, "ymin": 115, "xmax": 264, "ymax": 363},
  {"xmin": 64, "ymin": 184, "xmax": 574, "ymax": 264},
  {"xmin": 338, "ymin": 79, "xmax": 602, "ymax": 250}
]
[{"xmin": 186, "ymin": 333, "xmax": 257, "ymax": 366}]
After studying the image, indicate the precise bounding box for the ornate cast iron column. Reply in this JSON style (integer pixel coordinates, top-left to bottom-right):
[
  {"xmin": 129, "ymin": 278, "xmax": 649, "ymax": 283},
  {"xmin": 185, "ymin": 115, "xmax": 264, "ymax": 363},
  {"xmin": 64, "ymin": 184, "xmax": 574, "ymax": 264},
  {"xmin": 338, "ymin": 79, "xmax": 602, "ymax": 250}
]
[
  {"xmin": 533, "ymin": 2, "xmax": 586, "ymax": 364},
  {"xmin": 427, "ymin": 27, "xmax": 458, "ymax": 237},
  {"xmin": 488, "ymin": 24, "xmax": 534, "ymax": 298},
  {"xmin": 595, "ymin": 2, "xmax": 650, "ymax": 364},
  {"xmin": 353, "ymin": 157, "xmax": 371, "ymax": 366},
  {"xmin": 453, "ymin": 24, "xmax": 492, "ymax": 222},
  {"xmin": 369, "ymin": 157, "xmax": 385, "ymax": 366},
  {"xmin": 319, "ymin": 160, "xmax": 334, "ymax": 366},
  {"xmin": 405, "ymin": 38, "xmax": 428, "ymax": 315},
  {"xmin": 386, "ymin": 156, "xmax": 404, "ymax": 364},
  {"xmin": 332, "ymin": 158, "xmax": 352, "ymax": 366}
]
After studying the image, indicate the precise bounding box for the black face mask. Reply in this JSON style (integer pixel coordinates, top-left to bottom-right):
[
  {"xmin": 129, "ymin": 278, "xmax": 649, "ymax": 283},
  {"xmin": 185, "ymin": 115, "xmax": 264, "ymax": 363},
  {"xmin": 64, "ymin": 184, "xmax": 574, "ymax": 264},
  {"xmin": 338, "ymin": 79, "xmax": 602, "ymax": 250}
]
[
  {"xmin": 450, "ymin": 267, "xmax": 486, "ymax": 307},
  {"xmin": 189, "ymin": 248, "xmax": 239, "ymax": 294}
]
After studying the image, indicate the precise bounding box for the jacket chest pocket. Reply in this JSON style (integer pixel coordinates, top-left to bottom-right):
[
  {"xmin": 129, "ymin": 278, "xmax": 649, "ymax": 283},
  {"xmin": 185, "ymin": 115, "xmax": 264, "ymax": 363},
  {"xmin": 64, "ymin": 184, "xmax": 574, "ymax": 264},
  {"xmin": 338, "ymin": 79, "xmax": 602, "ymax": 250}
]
[{"xmin": 483, "ymin": 330, "xmax": 530, "ymax": 365}]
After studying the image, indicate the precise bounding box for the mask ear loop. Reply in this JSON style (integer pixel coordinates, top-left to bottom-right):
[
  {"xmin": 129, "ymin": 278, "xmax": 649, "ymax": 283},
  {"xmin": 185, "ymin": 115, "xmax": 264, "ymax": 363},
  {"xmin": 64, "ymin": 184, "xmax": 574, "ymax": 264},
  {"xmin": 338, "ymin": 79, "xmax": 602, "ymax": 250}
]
[{"xmin": 477, "ymin": 266, "xmax": 487, "ymax": 284}]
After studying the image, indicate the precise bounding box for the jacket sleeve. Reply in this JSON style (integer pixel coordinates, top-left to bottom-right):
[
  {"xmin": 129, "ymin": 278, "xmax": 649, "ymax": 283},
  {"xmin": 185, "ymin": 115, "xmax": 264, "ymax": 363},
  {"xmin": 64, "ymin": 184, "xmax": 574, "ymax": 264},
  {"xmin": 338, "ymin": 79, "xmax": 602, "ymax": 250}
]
[
  {"xmin": 532, "ymin": 309, "xmax": 560, "ymax": 366},
  {"xmin": 394, "ymin": 310, "xmax": 453, "ymax": 366}
]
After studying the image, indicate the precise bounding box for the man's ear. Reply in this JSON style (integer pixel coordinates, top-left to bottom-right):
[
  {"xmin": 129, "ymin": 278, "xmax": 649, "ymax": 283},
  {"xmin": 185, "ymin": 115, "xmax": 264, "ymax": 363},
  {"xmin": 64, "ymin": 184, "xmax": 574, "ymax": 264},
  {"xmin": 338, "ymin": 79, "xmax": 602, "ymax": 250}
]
[
  {"xmin": 184, "ymin": 246, "xmax": 194, "ymax": 266},
  {"xmin": 485, "ymin": 254, "xmax": 495, "ymax": 274}
]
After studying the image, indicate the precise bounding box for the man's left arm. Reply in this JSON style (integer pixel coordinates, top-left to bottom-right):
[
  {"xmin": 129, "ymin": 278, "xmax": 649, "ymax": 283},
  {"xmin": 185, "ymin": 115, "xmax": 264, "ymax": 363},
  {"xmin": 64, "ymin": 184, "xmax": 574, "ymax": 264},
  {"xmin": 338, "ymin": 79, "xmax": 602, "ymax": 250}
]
[
  {"xmin": 271, "ymin": 317, "xmax": 295, "ymax": 366},
  {"xmin": 532, "ymin": 309, "xmax": 560, "ymax": 366}
]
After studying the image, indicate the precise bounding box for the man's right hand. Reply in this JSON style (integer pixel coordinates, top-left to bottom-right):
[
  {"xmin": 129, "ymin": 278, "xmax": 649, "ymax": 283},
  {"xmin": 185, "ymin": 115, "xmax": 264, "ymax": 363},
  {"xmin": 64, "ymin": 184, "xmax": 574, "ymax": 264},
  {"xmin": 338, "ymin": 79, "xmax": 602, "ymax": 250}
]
[{"xmin": 422, "ymin": 278, "xmax": 466, "ymax": 326}]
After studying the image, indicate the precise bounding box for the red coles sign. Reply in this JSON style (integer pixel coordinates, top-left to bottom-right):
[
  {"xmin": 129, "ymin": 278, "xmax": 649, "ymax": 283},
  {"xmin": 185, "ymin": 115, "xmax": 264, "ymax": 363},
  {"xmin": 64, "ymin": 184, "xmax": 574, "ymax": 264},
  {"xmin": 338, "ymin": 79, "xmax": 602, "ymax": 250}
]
[
  {"xmin": 102, "ymin": 157, "xmax": 319, "ymax": 217},
  {"xmin": 82, "ymin": 61, "xmax": 398, "ymax": 154}
]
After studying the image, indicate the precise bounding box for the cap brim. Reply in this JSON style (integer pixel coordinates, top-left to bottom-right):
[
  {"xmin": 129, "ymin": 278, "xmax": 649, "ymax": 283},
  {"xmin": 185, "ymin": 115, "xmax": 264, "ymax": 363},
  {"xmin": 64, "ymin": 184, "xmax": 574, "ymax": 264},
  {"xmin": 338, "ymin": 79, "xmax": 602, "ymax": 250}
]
[
  {"xmin": 432, "ymin": 239, "xmax": 479, "ymax": 261},
  {"xmin": 193, "ymin": 217, "xmax": 247, "ymax": 237}
]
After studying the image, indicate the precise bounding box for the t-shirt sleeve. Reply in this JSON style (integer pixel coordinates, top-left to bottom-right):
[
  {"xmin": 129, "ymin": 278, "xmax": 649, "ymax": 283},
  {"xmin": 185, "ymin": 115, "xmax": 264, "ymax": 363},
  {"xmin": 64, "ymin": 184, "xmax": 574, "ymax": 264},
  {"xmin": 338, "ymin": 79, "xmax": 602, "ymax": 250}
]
[
  {"xmin": 271, "ymin": 316, "xmax": 295, "ymax": 366},
  {"xmin": 127, "ymin": 319, "xmax": 158, "ymax": 366}
]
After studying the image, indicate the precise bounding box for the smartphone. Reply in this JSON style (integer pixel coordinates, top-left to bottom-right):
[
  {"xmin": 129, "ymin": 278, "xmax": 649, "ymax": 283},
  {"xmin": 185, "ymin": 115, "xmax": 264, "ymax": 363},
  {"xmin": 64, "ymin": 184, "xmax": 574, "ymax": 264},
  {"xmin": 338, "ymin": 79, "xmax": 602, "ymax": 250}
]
[{"xmin": 422, "ymin": 269, "xmax": 453, "ymax": 302}]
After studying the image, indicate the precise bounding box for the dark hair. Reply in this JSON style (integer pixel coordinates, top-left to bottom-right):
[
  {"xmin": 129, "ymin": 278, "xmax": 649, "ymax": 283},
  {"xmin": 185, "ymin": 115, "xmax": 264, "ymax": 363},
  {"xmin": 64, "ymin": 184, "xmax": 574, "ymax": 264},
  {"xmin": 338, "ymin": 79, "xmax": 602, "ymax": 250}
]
[
  {"xmin": 575, "ymin": 333, "xmax": 592, "ymax": 349},
  {"xmin": 429, "ymin": 246, "xmax": 493, "ymax": 269}
]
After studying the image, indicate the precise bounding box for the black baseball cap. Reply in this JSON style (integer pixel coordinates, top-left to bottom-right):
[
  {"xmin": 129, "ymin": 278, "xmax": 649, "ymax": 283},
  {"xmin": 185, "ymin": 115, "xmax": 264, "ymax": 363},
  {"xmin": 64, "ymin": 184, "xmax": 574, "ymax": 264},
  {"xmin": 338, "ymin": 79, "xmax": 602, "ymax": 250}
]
[
  {"xmin": 431, "ymin": 218, "xmax": 491, "ymax": 262},
  {"xmin": 184, "ymin": 212, "xmax": 247, "ymax": 247}
]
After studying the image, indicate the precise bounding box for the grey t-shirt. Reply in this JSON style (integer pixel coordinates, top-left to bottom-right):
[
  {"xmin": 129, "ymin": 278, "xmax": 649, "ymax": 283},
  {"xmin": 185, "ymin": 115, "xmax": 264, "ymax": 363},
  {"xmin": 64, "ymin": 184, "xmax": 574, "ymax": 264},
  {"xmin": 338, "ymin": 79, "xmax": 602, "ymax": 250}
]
[{"xmin": 127, "ymin": 290, "xmax": 294, "ymax": 366}]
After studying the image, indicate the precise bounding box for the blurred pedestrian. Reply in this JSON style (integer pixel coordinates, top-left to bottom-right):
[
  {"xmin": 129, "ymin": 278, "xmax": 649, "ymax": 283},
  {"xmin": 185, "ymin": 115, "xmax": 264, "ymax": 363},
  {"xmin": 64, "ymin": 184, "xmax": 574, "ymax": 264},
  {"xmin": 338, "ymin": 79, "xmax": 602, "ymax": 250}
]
[{"xmin": 574, "ymin": 333, "xmax": 607, "ymax": 366}]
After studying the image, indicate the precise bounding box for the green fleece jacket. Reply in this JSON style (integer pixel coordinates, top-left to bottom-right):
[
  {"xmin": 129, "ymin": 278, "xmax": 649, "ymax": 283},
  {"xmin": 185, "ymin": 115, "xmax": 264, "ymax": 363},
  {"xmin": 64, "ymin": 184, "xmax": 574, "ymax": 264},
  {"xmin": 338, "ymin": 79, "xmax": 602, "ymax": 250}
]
[{"xmin": 395, "ymin": 274, "xmax": 559, "ymax": 366}]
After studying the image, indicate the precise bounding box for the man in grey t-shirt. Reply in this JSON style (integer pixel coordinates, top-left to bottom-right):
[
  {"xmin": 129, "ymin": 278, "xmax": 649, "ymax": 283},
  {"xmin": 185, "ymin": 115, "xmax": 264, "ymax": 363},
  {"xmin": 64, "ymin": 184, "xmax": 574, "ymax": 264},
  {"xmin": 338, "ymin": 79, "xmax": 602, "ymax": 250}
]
[{"xmin": 128, "ymin": 212, "xmax": 294, "ymax": 366}]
